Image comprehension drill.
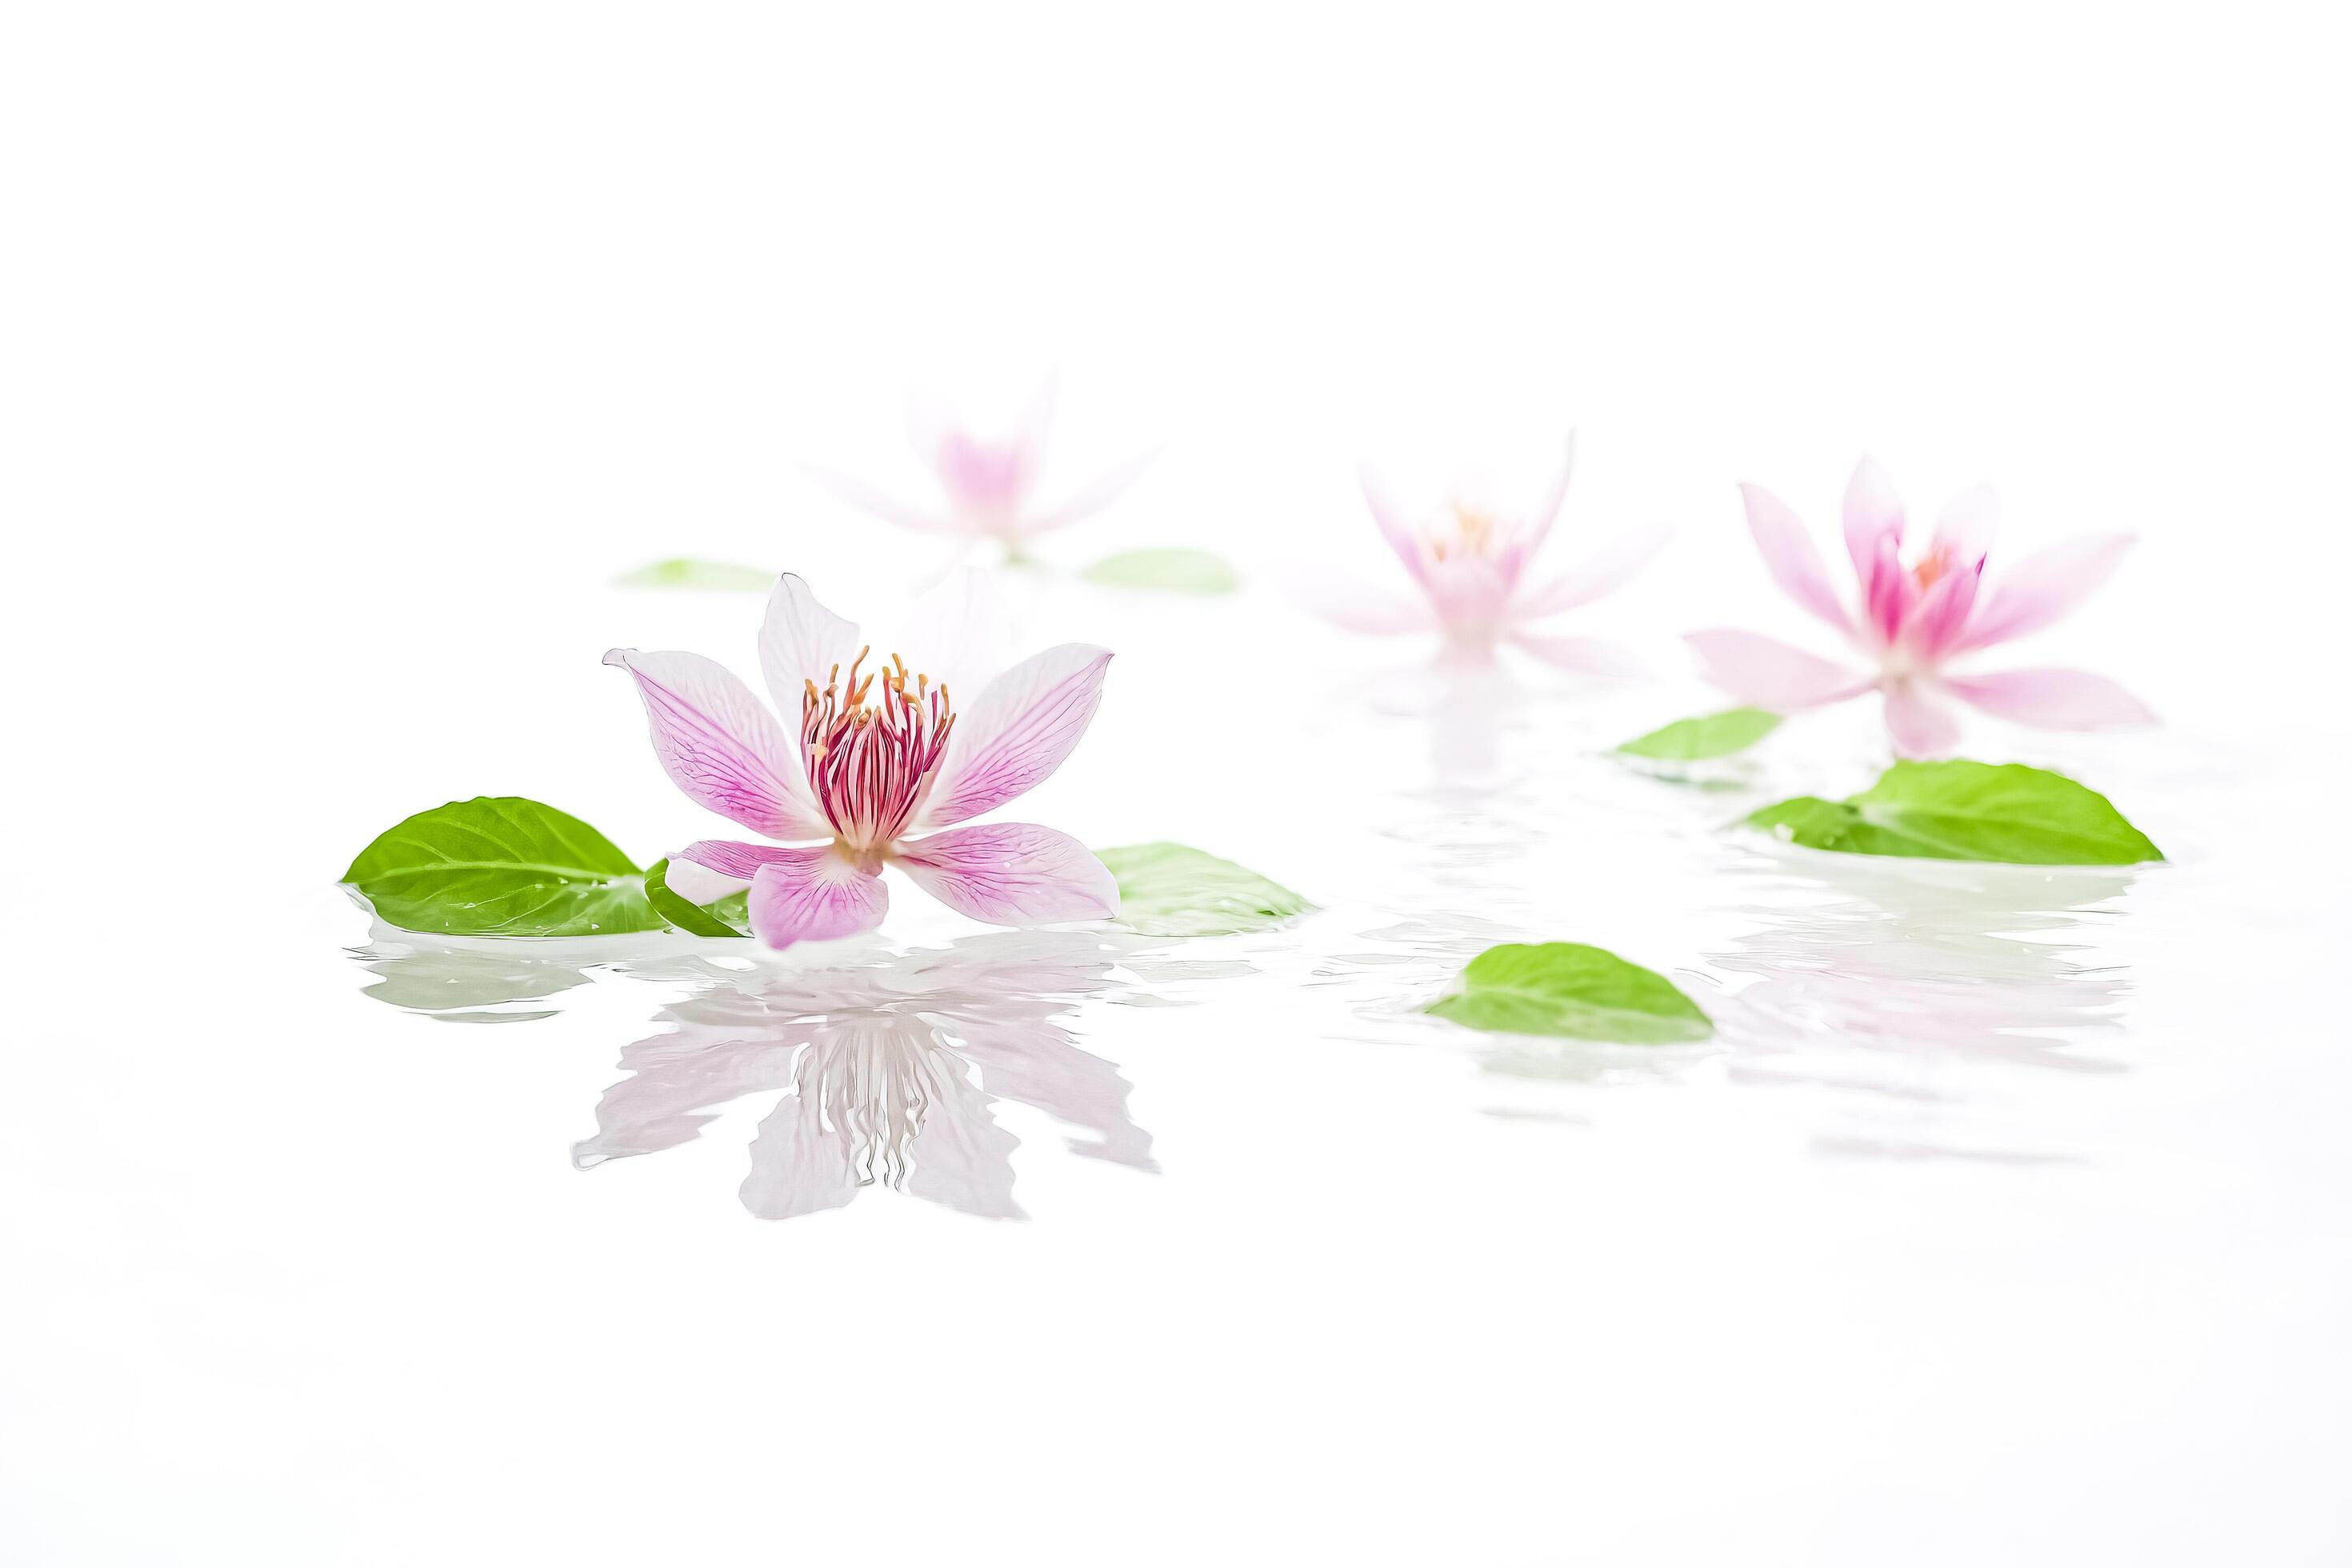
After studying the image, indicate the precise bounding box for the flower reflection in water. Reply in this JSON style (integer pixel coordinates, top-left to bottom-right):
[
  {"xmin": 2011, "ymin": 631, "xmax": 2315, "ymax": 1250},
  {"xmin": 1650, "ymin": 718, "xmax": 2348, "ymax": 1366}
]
[{"xmin": 572, "ymin": 928, "xmax": 1156, "ymax": 1220}]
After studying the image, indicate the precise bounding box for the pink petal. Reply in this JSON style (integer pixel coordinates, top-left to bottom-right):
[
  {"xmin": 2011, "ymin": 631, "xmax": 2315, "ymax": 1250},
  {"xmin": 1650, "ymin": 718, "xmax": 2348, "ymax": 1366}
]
[
  {"xmin": 894, "ymin": 823, "xmax": 1118, "ymax": 926},
  {"xmin": 1956, "ymin": 534, "xmax": 2135, "ymax": 652},
  {"xmin": 1903, "ymin": 556, "xmax": 1982, "ymax": 662},
  {"xmin": 605, "ymin": 649, "xmax": 828, "ymax": 839},
  {"xmin": 1862, "ymin": 533, "xmax": 1913, "ymax": 645},
  {"xmin": 1883, "ymin": 682, "xmax": 1963, "ymax": 758},
  {"xmin": 890, "ymin": 566, "xmax": 1010, "ymax": 698},
  {"xmin": 1511, "ymin": 522, "xmax": 1672, "ymax": 619},
  {"xmin": 1739, "ymin": 483, "xmax": 1853, "ymax": 635},
  {"xmin": 1510, "ymin": 632, "xmax": 1649, "ymax": 678},
  {"xmin": 758, "ymin": 574, "xmax": 862, "ymax": 722},
  {"xmin": 1026, "ymin": 450, "xmax": 1157, "ymax": 537},
  {"xmin": 1296, "ymin": 573, "xmax": 1437, "ymax": 635},
  {"xmin": 1944, "ymin": 667, "xmax": 2158, "ymax": 730},
  {"xmin": 916, "ymin": 645, "xmax": 1112, "ymax": 829},
  {"xmin": 802, "ymin": 466, "xmax": 960, "ymax": 534},
  {"xmin": 746, "ymin": 845, "xmax": 888, "ymax": 950},
  {"xmin": 1503, "ymin": 432, "xmax": 1578, "ymax": 566},
  {"xmin": 1359, "ymin": 465, "xmax": 1431, "ymax": 586},
  {"xmin": 1684, "ymin": 629, "xmax": 1871, "ymax": 710},
  {"xmin": 1932, "ymin": 483, "xmax": 1999, "ymax": 562},
  {"xmin": 1842, "ymin": 456, "xmax": 1906, "ymax": 583}
]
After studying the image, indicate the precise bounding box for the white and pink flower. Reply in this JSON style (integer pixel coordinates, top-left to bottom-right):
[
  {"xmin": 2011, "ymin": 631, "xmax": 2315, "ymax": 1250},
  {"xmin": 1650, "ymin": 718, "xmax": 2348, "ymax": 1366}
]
[
  {"xmin": 812, "ymin": 380, "xmax": 1149, "ymax": 557},
  {"xmin": 606, "ymin": 571, "xmax": 1118, "ymax": 950},
  {"xmin": 1308, "ymin": 434, "xmax": 1669, "ymax": 672},
  {"xmin": 1686, "ymin": 458, "xmax": 2155, "ymax": 757}
]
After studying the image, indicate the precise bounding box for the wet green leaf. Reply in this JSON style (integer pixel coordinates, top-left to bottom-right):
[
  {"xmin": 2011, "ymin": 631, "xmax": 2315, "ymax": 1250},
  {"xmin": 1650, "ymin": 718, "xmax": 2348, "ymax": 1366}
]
[
  {"xmin": 1618, "ymin": 707, "xmax": 1781, "ymax": 762},
  {"xmin": 342, "ymin": 797, "xmax": 666, "ymax": 936},
  {"xmin": 643, "ymin": 857, "xmax": 751, "ymax": 938},
  {"xmin": 1094, "ymin": 842, "xmax": 1310, "ymax": 936},
  {"xmin": 1747, "ymin": 760, "xmax": 2162, "ymax": 865},
  {"xmin": 1426, "ymin": 942, "xmax": 1713, "ymax": 1044}
]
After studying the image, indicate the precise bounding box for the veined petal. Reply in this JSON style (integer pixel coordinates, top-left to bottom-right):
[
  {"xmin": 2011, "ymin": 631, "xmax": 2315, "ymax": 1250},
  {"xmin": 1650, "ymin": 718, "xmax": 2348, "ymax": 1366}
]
[
  {"xmin": 915, "ymin": 644, "xmax": 1112, "ymax": 829},
  {"xmin": 1944, "ymin": 667, "xmax": 2158, "ymax": 730},
  {"xmin": 1933, "ymin": 483, "xmax": 1999, "ymax": 563},
  {"xmin": 671, "ymin": 838, "xmax": 814, "ymax": 898},
  {"xmin": 1360, "ymin": 464, "xmax": 1431, "ymax": 586},
  {"xmin": 1511, "ymin": 522, "xmax": 1671, "ymax": 620},
  {"xmin": 1957, "ymin": 534, "xmax": 2135, "ymax": 652},
  {"xmin": 605, "ymin": 649, "xmax": 826, "ymax": 839},
  {"xmin": 894, "ymin": 823, "xmax": 1118, "ymax": 926},
  {"xmin": 747, "ymin": 845, "xmax": 888, "ymax": 950},
  {"xmin": 1510, "ymin": 631, "xmax": 1649, "ymax": 678},
  {"xmin": 1739, "ymin": 483, "xmax": 1852, "ymax": 635},
  {"xmin": 758, "ymin": 574, "xmax": 862, "ymax": 722},
  {"xmin": 891, "ymin": 566, "xmax": 1010, "ymax": 698},
  {"xmin": 1883, "ymin": 682, "xmax": 1962, "ymax": 758},
  {"xmin": 1842, "ymin": 456, "xmax": 1907, "ymax": 583},
  {"xmin": 1684, "ymin": 629, "xmax": 1871, "ymax": 710},
  {"xmin": 1296, "ymin": 573, "xmax": 1438, "ymax": 635}
]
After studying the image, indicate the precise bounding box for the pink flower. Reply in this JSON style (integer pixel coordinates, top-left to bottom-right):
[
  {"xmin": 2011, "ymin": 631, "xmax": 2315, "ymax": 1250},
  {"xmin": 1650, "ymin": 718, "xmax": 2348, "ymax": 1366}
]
[
  {"xmin": 606, "ymin": 570, "xmax": 1118, "ymax": 949},
  {"xmin": 811, "ymin": 379, "xmax": 1149, "ymax": 555},
  {"xmin": 1686, "ymin": 458, "xmax": 2155, "ymax": 757},
  {"xmin": 1307, "ymin": 434, "xmax": 1669, "ymax": 673}
]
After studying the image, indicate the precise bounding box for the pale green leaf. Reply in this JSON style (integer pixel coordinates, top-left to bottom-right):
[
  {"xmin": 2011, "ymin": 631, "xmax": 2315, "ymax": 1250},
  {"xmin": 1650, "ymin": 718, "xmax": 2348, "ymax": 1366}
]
[
  {"xmin": 1426, "ymin": 942, "xmax": 1713, "ymax": 1044},
  {"xmin": 1079, "ymin": 548, "xmax": 1240, "ymax": 595},
  {"xmin": 1095, "ymin": 842, "xmax": 1310, "ymax": 936},
  {"xmin": 1747, "ymin": 760, "xmax": 2162, "ymax": 865},
  {"xmin": 616, "ymin": 558, "xmax": 774, "ymax": 591},
  {"xmin": 1618, "ymin": 707, "xmax": 1782, "ymax": 762}
]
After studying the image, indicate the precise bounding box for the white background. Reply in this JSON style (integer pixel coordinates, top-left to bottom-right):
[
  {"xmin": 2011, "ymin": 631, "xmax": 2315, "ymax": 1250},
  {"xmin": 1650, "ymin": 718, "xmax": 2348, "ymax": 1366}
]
[{"xmin": 6, "ymin": 3, "xmax": 2350, "ymax": 1564}]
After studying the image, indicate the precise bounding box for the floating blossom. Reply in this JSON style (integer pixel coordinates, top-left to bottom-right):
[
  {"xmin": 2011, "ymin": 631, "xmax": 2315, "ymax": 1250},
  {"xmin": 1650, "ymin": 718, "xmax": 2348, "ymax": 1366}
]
[
  {"xmin": 1306, "ymin": 434, "xmax": 1669, "ymax": 673},
  {"xmin": 1686, "ymin": 459, "xmax": 2154, "ymax": 757},
  {"xmin": 810, "ymin": 379, "xmax": 1150, "ymax": 555},
  {"xmin": 606, "ymin": 570, "xmax": 1118, "ymax": 949}
]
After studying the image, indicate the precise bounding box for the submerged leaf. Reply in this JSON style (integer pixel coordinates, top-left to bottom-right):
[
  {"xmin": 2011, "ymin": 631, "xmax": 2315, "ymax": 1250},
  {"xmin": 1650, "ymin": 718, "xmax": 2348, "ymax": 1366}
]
[
  {"xmin": 1094, "ymin": 842, "xmax": 1310, "ymax": 936},
  {"xmin": 1618, "ymin": 707, "xmax": 1782, "ymax": 762},
  {"xmin": 1079, "ymin": 548, "xmax": 1241, "ymax": 594},
  {"xmin": 1426, "ymin": 942, "xmax": 1712, "ymax": 1044},
  {"xmin": 343, "ymin": 797, "xmax": 666, "ymax": 936},
  {"xmin": 1747, "ymin": 760, "xmax": 2162, "ymax": 865},
  {"xmin": 643, "ymin": 858, "xmax": 751, "ymax": 938},
  {"xmin": 616, "ymin": 558, "xmax": 775, "ymax": 591}
]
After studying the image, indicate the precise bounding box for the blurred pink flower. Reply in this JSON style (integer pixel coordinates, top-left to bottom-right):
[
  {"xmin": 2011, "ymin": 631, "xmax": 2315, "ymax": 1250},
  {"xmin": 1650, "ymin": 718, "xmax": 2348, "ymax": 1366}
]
[
  {"xmin": 607, "ymin": 570, "xmax": 1117, "ymax": 949},
  {"xmin": 1307, "ymin": 434, "xmax": 1669, "ymax": 672},
  {"xmin": 812, "ymin": 379, "xmax": 1150, "ymax": 555},
  {"xmin": 1686, "ymin": 458, "xmax": 2154, "ymax": 757}
]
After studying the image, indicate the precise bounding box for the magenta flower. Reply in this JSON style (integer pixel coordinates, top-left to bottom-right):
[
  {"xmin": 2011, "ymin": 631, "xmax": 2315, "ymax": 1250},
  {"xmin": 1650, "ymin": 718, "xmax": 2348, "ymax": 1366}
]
[
  {"xmin": 1686, "ymin": 458, "xmax": 2154, "ymax": 757},
  {"xmin": 812, "ymin": 380, "xmax": 1149, "ymax": 556},
  {"xmin": 606, "ymin": 570, "xmax": 1118, "ymax": 950},
  {"xmin": 1308, "ymin": 434, "xmax": 1669, "ymax": 672}
]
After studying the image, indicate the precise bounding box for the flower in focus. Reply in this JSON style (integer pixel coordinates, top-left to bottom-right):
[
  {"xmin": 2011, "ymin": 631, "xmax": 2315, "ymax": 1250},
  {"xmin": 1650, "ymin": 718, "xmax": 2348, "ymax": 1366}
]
[
  {"xmin": 1686, "ymin": 458, "xmax": 2154, "ymax": 757},
  {"xmin": 606, "ymin": 570, "xmax": 1118, "ymax": 949},
  {"xmin": 1306, "ymin": 434, "xmax": 1669, "ymax": 672},
  {"xmin": 811, "ymin": 378, "xmax": 1150, "ymax": 557}
]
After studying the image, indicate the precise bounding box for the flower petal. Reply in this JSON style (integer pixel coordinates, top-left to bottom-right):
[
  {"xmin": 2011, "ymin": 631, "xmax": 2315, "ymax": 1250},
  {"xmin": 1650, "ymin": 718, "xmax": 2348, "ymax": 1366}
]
[
  {"xmin": 1027, "ymin": 450, "xmax": 1157, "ymax": 537},
  {"xmin": 802, "ymin": 466, "xmax": 958, "ymax": 534},
  {"xmin": 1296, "ymin": 573, "xmax": 1437, "ymax": 635},
  {"xmin": 605, "ymin": 649, "xmax": 827, "ymax": 838},
  {"xmin": 891, "ymin": 566, "xmax": 1011, "ymax": 698},
  {"xmin": 1944, "ymin": 667, "xmax": 2158, "ymax": 730},
  {"xmin": 894, "ymin": 823, "xmax": 1118, "ymax": 926},
  {"xmin": 1510, "ymin": 631, "xmax": 1650, "ymax": 678},
  {"xmin": 1884, "ymin": 682, "xmax": 1963, "ymax": 758},
  {"xmin": 1504, "ymin": 432, "xmax": 1578, "ymax": 565},
  {"xmin": 758, "ymin": 574, "xmax": 862, "ymax": 722},
  {"xmin": 1684, "ymin": 629, "xmax": 1871, "ymax": 710},
  {"xmin": 1956, "ymin": 534, "xmax": 2135, "ymax": 652},
  {"xmin": 1511, "ymin": 522, "xmax": 1672, "ymax": 620},
  {"xmin": 1360, "ymin": 464, "xmax": 1431, "ymax": 586},
  {"xmin": 1932, "ymin": 483, "xmax": 1999, "ymax": 563},
  {"xmin": 1740, "ymin": 482, "xmax": 1852, "ymax": 634},
  {"xmin": 1903, "ymin": 557, "xmax": 1982, "ymax": 662},
  {"xmin": 915, "ymin": 644, "xmax": 1112, "ymax": 829},
  {"xmin": 746, "ymin": 846, "xmax": 888, "ymax": 950},
  {"xmin": 1862, "ymin": 532, "xmax": 1912, "ymax": 645},
  {"xmin": 1842, "ymin": 456, "xmax": 1907, "ymax": 584}
]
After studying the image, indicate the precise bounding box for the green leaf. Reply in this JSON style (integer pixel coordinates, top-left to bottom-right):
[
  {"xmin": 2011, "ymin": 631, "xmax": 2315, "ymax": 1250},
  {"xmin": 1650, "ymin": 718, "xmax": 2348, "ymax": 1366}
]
[
  {"xmin": 1079, "ymin": 548, "xmax": 1240, "ymax": 595},
  {"xmin": 1618, "ymin": 707, "xmax": 1782, "ymax": 761},
  {"xmin": 1746, "ymin": 760, "xmax": 2162, "ymax": 865},
  {"xmin": 1094, "ymin": 842, "xmax": 1310, "ymax": 936},
  {"xmin": 342, "ymin": 797, "xmax": 668, "ymax": 936},
  {"xmin": 1426, "ymin": 942, "xmax": 1713, "ymax": 1044},
  {"xmin": 642, "ymin": 857, "xmax": 751, "ymax": 938},
  {"xmin": 615, "ymin": 558, "xmax": 774, "ymax": 591}
]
